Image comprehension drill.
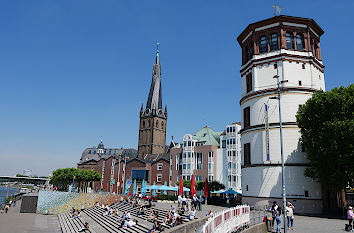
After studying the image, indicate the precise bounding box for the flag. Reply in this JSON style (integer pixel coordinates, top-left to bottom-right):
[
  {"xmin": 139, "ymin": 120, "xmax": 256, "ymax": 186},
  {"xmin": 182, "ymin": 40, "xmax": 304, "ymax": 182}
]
[
  {"xmin": 133, "ymin": 180, "xmax": 136, "ymax": 196},
  {"xmin": 204, "ymin": 178, "xmax": 209, "ymax": 198},
  {"xmin": 178, "ymin": 176, "xmax": 184, "ymax": 196},
  {"xmin": 190, "ymin": 174, "xmax": 196, "ymax": 197},
  {"xmin": 163, "ymin": 181, "xmax": 167, "ymax": 195},
  {"xmin": 152, "ymin": 181, "xmax": 156, "ymax": 197}
]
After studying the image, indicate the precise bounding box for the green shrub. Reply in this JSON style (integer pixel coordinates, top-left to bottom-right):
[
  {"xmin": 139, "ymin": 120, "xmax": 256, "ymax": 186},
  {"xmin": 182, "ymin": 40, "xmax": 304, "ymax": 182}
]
[
  {"xmin": 156, "ymin": 194, "xmax": 178, "ymax": 201},
  {"xmin": 4, "ymin": 196, "xmax": 16, "ymax": 204}
]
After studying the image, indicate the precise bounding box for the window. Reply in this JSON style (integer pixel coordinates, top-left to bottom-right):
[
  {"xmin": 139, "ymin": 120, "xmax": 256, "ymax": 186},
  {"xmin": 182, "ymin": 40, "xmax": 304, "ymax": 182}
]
[
  {"xmin": 88, "ymin": 150, "xmax": 92, "ymax": 154},
  {"xmin": 208, "ymin": 151, "xmax": 213, "ymax": 158},
  {"xmin": 274, "ymin": 63, "xmax": 277, "ymax": 69},
  {"xmin": 161, "ymin": 121, "xmax": 164, "ymax": 129},
  {"xmin": 157, "ymin": 174, "xmax": 162, "ymax": 182},
  {"xmin": 183, "ymin": 164, "xmax": 186, "ymax": 169},
  {"xmin": 304, "ymin": 190, "xmax": 309, "ymax": 197},
  {"xmin": 302, "ymin": 63, "xmax": 305, "ymax": 69},
  {"xmin": 243, "ymin": 107, "xmax": 250, "ymax": 128},
  {"xmin": 245, "ymin": 42, "xmax": 254, "ymax": 62},
  {"xmin": 298, "ymin": 80, "xmax": 302, "ymax": 86},
  {"xmin": 187, "ymin": 164, "xmax": 191, "ymax": 169},
  {"xmin": 244, "ymin": 143, "xmax": 251, "ymax": 166},
  {"xmin": 233, "ymin": 151, "xmax": 236, "ymax": 157},
  {"xmin": 94, "ymin": 150, "xmax": 96, "ymax": 154},
  {"xmin": 157, "ymin": 163, "xmax": 163, "ymax": 171},
  {"xmin": 196, "ymin": 152, "xmax": 203, "ymax": 169},
  {"xmin": 246, "ymin": 185, "xmax": 249, "ymax": 191},
  {"xmin": 148, "ymin": 120, "xmax": 150, "ymax": 127},
  {"xmin": 233, "ymin": 176, "xmax": 236, "ymax": 182},
  {"xmin": 246, "ymin": 73, "xmax": 252, "ymax": 93},
  {"xmin": 259, "ymin": 35, "xmax": 268, "ymax": 53},
  {"xmin": 108, "ymin": 150, "xmax": 111, "ymax": 155},
  {"xmin": 104, "ymin": 150, "xmax": 106, "ymax": 154},
  {"xmin": 228, "ymin": 162, "xmax": 231, "ymax": 169},
  {"xmin": 156, "ymin": 120, "xmax": 159, "ymax": 128},
  {"xmin": 296, "ymin": 34, "xmax": 304, "ymax": 51},
  {"xmin": 270, "ymin": 33, "xmax": 278, "ymax": 51},
  {"xmin": 286, "ymin": 33, "xmax": 294, "ymax": 49}
]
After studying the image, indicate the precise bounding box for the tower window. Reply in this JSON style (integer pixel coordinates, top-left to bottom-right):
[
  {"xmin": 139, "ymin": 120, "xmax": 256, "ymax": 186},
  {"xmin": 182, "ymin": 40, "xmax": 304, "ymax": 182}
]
[
  {"xmin": 259, "ymin": 35, "xmax": 268, "ymax": 53},
  {"xmin": 161, "ymin": 121, "xmax": 164, "ymax": 129},
  {"xmin": 298, "ymin": 80, "xmax": 302, "ymax": 86},
  {"xmin": 156, "ymin": 120, "xmax": 159, "ymax": 128},
  {"xmin": 243, "ymin": 107, "xmax": 250, "ymax": 128},
  {"xmin": 88, "ymin": 150, "xmax": 92, "ymax": 154},
  {"xmin": 244, "ymin": 143, "xmax": 251, "ymax": 166},
  {"xmin": 270, "ymin": 33, "xmax": 278, "ymax": 51},
  {"xmin": 286, "ymin": 32, "xmax": 294, "ymax": 49},
  {"xmin": 296, "ymin": 34, "xmax": 304, "ymax": 51},
  {"xmin": 246, "ymin": 42, "xmax": 254, "ymax": 62},
  {"xmin": 246, "ymin": 73, "xmax": 252, "ymax": 93},
  {"xmin": 143, "ymin": 121, "xmax": 145, "ymax": 128}
]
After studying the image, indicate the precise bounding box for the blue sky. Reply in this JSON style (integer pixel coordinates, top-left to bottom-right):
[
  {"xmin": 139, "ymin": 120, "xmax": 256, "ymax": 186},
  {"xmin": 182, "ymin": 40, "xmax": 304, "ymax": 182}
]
[{"xmin": 0, "ymin": 0, "xmax": 353, "ymax": 176}]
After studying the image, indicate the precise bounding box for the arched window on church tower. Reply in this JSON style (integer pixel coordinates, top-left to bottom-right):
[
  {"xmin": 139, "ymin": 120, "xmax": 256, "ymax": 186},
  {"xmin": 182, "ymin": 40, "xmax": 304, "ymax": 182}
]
[
  {"xmin": 156, "ymin": 120, "xmax": 159, "ymax": 128},
  {"xmin": 161, "ymin": 121, "xmax": 164, "ymax": 129},
  {"xmin": 143, "ymin": 120, "xmax": 145, "ymax": 128},
  {"xmin": 148, "ymin": 120, "xmax": 150, "ymax": 127}
]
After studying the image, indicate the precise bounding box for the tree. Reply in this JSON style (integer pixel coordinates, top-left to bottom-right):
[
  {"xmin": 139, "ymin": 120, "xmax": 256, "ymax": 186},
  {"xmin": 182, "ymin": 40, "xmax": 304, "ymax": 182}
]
[
  {"xmin": 296, "ymin": 84, "xmax": 354, "ymax": 207},
  {"xmin": 209, "ymin": 181, "xmax": 225, "ymax": 191},
  {"xmin": 50, "ymin": 168, "xmax": 101, "ymax": 192},
  {"xmin": 176, "ymin": 180, "xmax": 191, "ymax": 188},
  {"xmin": 195, "ymin": 181, "xmax": 205, "ymax": 191}
]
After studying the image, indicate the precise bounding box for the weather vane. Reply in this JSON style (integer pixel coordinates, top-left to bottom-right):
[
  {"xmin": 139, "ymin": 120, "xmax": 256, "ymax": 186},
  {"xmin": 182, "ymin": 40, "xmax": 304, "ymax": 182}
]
[
  {"xmin": 272, "ymin": 5, "xmax": 284, "ymax": 16},
  {"xmin": 156, "ymin": 42, "xmax": 160, "ymax": 52}
]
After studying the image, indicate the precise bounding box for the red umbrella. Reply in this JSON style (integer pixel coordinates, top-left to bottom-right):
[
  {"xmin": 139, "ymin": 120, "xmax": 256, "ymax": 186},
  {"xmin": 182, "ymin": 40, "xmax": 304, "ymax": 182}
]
[
  {"xmin": 178, "ymin": 176, "xmax": 184, "ymax": 196},
  {"xmin": 204, "ymin": 178, "xmax": 209, "ymax": 198},
  {"xmin": 190, "ymin": 174, "xmax": 196, "ymax": 197}
]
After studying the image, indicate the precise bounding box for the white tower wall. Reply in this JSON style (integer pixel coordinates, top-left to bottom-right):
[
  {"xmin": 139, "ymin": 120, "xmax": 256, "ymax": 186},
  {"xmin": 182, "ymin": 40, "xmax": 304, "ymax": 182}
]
[{"xmin": 237, "ymin": 15, "xmax": 325, "ymax": 214}]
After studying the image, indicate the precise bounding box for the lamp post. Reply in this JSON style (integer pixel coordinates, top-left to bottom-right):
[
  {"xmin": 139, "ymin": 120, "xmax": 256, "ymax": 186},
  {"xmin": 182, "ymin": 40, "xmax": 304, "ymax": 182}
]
[{"xmin": 270, "ymin": 74, "xmax": 288, "ymax": 233}]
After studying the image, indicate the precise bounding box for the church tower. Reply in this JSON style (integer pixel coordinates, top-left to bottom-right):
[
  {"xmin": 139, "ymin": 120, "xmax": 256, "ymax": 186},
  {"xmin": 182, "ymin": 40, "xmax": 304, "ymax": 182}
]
[{"xmin": 138, "ymin": 45, "xmax": 167, "ymax": 158}]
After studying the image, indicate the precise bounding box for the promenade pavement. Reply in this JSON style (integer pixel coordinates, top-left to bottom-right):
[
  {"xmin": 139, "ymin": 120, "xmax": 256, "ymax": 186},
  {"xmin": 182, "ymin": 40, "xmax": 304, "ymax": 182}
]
[
  {"xmin": 0, "ymin": 200, "xmax": 60, "ymax": 233},
  {"xmin": 268, "ymin": 215, "xmax": 347, "ymax": 233}
]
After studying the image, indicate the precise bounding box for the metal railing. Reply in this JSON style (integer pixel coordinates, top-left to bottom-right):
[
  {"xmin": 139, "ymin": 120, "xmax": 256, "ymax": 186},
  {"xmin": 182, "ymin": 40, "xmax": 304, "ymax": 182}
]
[{"xmin": 198, "ymin": 205, "xmax": 250, "ymax": 233}]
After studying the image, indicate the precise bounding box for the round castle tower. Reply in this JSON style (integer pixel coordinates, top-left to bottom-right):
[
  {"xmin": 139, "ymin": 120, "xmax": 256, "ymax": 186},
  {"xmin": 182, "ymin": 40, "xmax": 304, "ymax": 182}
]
[{"xmin": 237, "ymin": 15, "xmax": 325, "ymax": 214}]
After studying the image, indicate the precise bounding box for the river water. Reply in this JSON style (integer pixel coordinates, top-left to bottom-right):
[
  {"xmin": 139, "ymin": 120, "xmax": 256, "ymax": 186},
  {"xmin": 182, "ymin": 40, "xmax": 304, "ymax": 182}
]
[{"xmin": 0, "ymin": 186, "xmax": 19, "ymax": 204}]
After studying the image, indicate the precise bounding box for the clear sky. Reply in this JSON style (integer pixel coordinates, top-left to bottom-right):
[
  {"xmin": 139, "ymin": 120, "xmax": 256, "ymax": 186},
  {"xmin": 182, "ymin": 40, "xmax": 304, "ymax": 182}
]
[{"xmin": 0, "ymin": 0, "xmax": 353, "ymax": 176}]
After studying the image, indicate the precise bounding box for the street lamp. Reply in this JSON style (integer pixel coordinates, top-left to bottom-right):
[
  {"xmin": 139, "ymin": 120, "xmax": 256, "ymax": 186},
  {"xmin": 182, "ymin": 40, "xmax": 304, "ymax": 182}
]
[{"xmin": 270, "ymin": 75, "xmax": 288, "ymax": 233}]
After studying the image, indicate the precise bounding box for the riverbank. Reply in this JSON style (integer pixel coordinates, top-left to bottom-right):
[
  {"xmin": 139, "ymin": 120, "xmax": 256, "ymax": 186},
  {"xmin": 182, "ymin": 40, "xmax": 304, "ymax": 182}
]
[{"xmin": 0, "ymin": 186, "xmax": 19, "ymax": 204}]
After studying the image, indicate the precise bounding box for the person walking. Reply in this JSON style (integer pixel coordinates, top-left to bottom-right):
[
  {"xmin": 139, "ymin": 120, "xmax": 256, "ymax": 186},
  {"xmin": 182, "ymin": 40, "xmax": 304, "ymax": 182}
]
[
  {"xmin": 5, "ymin": 204, "xmax": 9, "ymax": 214},
  {"xmin": 198, "ymin": 196, "xmax": 204, "ymax": 211},
  {"xmin": 285, "ymin": 202, "xmax": 294, "ymax": 230},
  {"xmin": 275, "ymin": 206, "xmax": 282, "ymax": 233},
  {"xmin": 347, "ymin": 206, "xmax": 354, "ymax": 231},
  {"xmin": 269, "ymin": 201, "xmax": 279, "ymax": 230}
]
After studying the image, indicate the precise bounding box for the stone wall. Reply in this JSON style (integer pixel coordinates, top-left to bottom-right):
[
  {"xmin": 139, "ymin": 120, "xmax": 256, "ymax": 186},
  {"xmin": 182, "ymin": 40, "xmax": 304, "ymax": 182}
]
[
  {"xmin": 164, "ymin": 216, "xmax": 209, "ymax": 233},
  {"xmin": 36, "ymin": 191, "xmax": 119, "ymax": 215}
]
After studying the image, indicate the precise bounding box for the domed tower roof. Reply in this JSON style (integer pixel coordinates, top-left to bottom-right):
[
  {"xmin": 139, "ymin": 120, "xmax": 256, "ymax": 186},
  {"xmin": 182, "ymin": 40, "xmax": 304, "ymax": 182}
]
[{"xmin": 98, "ymin": 140, "xmax": 104, "ymax": 149}]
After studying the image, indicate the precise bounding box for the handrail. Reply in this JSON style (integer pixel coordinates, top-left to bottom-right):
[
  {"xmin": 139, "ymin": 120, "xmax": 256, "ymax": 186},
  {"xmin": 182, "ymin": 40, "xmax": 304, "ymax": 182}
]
[{"xmin": 199, "ymin": 205, "xmax": 250, "ymax": 233}]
